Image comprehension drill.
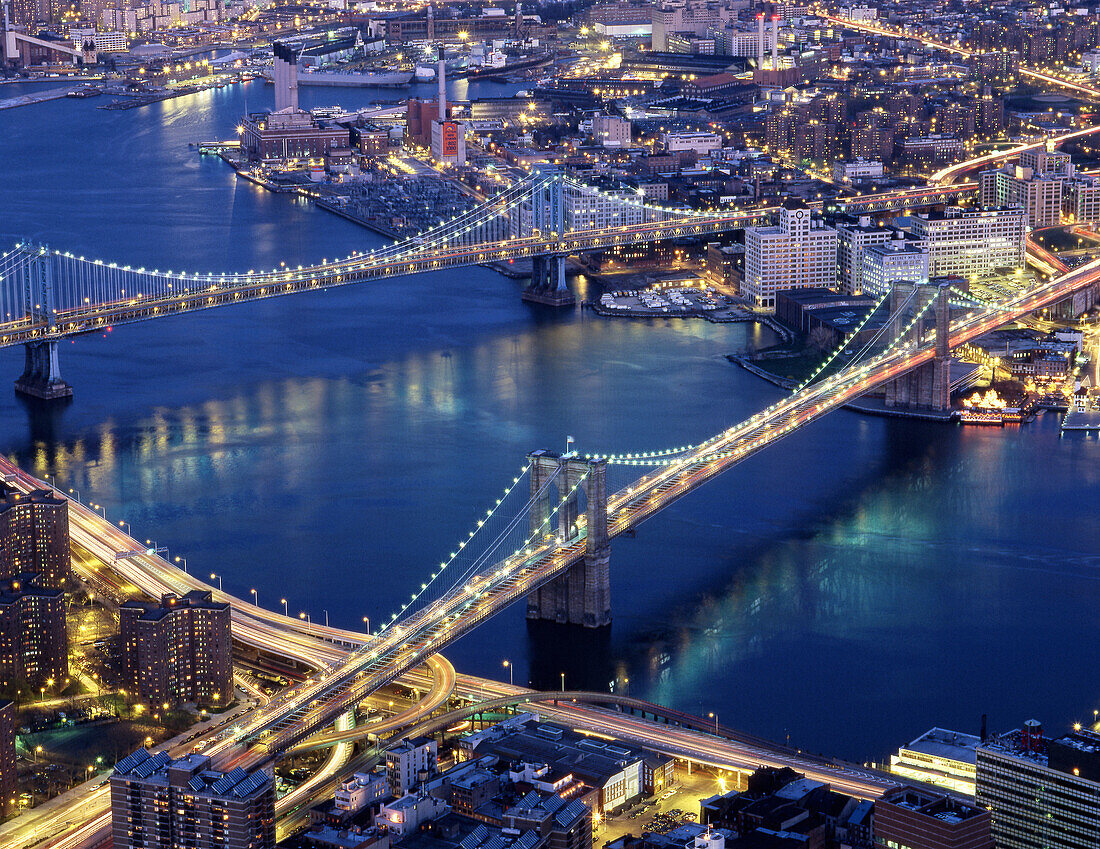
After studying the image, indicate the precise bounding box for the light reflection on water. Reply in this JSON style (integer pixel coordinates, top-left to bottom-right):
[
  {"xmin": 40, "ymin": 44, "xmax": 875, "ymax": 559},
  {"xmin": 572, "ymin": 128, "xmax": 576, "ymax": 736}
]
[{"xmin": 1, "ymin": 85, "xmax": 1099, "ymax": 762}]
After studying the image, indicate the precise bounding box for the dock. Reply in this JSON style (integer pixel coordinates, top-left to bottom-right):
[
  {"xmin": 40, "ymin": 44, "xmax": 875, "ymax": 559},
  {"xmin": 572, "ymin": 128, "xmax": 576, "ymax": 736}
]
[
  {"xmin": 0, "ymin": 85, "xmax": 73, "ymax": 111},
  {"xmin": 1061, "ymin": 409, "xmax": 1100, "ymax": 431}
]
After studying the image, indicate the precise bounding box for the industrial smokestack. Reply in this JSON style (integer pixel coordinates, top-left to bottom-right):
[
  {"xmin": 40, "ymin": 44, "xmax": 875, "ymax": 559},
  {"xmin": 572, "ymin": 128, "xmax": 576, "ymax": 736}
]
[
  {"xmin": 273, "ymin": 42, "xmax": 298, "ymax": 112},
  {"xmin": 437, "ymin": 45, "xmax": 446, "ymax": 122},
  {"xmin": 771, "ymin": 15, "xmax": 779, "ymax": 70},
  {"xmin": 757, "ymin": 14, "xmax": 764, "ymax": 69}
]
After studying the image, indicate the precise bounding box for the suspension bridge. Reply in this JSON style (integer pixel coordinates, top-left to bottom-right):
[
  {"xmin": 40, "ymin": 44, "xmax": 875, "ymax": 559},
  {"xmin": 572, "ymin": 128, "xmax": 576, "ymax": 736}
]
[
  {"xmin": 0, "ymin": 172, "xmax": 772, "ymax": 399},
  {"xmin": 164, "ymin": 251, "xmax": 1095, "ymax": 759},
  {"xmin": 4, "ymin": 154, "xmax": 1097, "ymax": 763},
  {"xmin": 0, "ymin": 167, "xmax": 986, "ymax": 400}
]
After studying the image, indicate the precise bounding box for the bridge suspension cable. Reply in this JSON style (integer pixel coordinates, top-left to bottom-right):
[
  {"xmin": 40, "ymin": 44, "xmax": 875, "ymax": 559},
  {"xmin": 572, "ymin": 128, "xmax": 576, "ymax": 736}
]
[{"xmin": 375, "ymin": 461, "xmax": 537, "ymax": 634}]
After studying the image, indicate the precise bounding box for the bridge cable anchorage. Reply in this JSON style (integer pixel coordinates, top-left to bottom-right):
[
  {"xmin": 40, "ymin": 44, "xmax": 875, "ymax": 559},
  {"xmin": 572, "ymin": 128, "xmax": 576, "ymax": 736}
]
[{"xmin": 792, "ymin": 290, "xmax": 892, "ymax": 393}]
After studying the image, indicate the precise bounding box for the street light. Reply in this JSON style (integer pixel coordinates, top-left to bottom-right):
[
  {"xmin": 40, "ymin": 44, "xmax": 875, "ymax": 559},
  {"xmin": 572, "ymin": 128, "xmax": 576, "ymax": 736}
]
[
  {"xmin": 175, "ymin": 556, "xmax": 188, "ymax": 573},
  {"xmin": 34, "ymin": 745, "xmax": 42, "ymax": 763},
  {"xmin": 250, "ymin": 588, "xmax": 258, "ymax": 607},
  {"xmin": 362, "ymin": 615, "xmax": 370, "ymax": 634},
  {"xmin": 323, "ymin": 609, "xmax": 329, "ymax": 627},
  {"xmin": 300, "ymin": 611, "xmax": 311, "ymax": 632},
  {"xmin": 560, "ymin": 672, "xmax": 565, "ymax": 692},
  {"xmin": 210, "ymin": 573, "xmax": 222, "ymax": 591},
  {"xmin": 281, "ymin": 598, "xmax": 288, "ymax": 617},
  {"xmin": 118, "ymin": 519, "xmax": 130, "ymax": 535},
  {"xmin": 709, "ymin": 712, "xmax": 719, "ymax": 734},
  {"xmin": 68, "ymin": 487, "xmax": 80, "ymax": 502},
  {"xmin": 503, "ymin": 659, "xmax": 513, "ymax": 686}
]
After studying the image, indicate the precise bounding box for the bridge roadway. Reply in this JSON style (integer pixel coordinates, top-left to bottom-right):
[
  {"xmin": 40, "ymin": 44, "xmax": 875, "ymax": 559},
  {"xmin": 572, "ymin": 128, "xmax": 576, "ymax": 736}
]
[
  {"xmin": 2, "ymin": 183, "xmax": 989, "ymax": 349},
  {"xmin": 5, "ymin": 238, "xmax": 1094, "ymax": 849},
  {"xmin": 217, "ymin": 255, "xmax": 1100, "ymax": 756},
  {"xmin": 1, "ymin": 213, "xmax": 769, "ymax": 347}
]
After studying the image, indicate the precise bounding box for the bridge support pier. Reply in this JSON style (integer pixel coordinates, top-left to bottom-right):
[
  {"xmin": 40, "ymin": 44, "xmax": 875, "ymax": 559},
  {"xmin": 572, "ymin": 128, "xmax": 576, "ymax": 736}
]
[
  {"xmin": 883, "ymin": 281, "xmax": 951, "ymax": 412},
  {"xmin": 13, "ymin": 247, "xmax": 72, "ymax": 401},
  {"xmin": 15, "ymin": 341, "xmax": 72, "ymax": 400},
  {"xmin": 525, "ymin": 449, "xmax": 610, "ymax": 628},
  {"xmin": 521, "ymin": 174, "xmax": 574, "ymax": 307},
  {"xmin": 522, "ymin": 255, "xmax": 574, "ymax": 307}
]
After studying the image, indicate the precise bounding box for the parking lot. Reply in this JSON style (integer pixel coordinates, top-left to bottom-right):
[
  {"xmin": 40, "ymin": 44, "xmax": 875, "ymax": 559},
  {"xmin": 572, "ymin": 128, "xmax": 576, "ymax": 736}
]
[{"xmin": 596, "ymin": 767, "xmax": 733, "ymax": 844}]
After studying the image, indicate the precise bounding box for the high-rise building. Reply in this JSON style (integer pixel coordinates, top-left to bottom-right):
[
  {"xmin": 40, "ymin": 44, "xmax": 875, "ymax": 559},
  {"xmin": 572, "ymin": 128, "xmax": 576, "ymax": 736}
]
[
  {"xmin": 1019, "ymin": 147, "xmax": 1073, "ymax": 177},
  {"xmin": 111, "ymin": 749, "xmax": 275, "ymax": 849},
  {"xmin": 386, "ymin": 736, "xmax": 438, "ymax": 797},
  {"xmin": 862, "ymin": 239, "xmax": 930, "ymax": 297},
  {"xmin": 980, "ymin": 164, "xmax": 1064, "ymax": 228},
  {"xmin": 0, "ymin": 700, "xmax": 15, "ymax": 817},
  {"xmin": 976, "ymin": 721, "xmax": 1100, "ymax": 849},
  {"xmin": 908, "ymin": 207, "xmax": 1026, "ymax": 278},
  {"xmin": 0, "ymin": 573, "xmax": 67, "ymax": 690},
  {"xmin": 875, "ymin": 786, "xmax": 993, "ymax": 849},
  {"xmin": 836, "ymin": 216, "xmax": 894, "ymax": 294},
  {"xmin": 120, "ymin": 591, "xmax": 232, "ymax": 708},
  {"xmin": 0, "ymin": 486, "xmax": 71, "ymax": 589},
  {"xmin": 1068, "ymin": 177, "xmax": 1100, "ymax": 225},
  {"xmin": 743, "ymin": 200, "xmax": 838, "ymax": 309}
]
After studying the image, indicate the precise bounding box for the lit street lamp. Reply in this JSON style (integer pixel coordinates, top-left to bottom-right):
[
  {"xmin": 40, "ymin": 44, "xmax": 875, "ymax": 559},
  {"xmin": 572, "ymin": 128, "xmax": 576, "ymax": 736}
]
[
  {"xmin": 250, "ymin": 588, "xmax": 258, "ymax": 607},
  {"xmin": 281, "ymin": 598, "xmax": 288, "ymax": 617},
  {"xmin": 560, "ymin": 672, "xmax": 565, "ymax": 692},
  {"xmin": 503, "ymin": 659, "xmax": 513, "ymax": 686},
  {"xmin": 118, "ymin": 519, "xmax": 131, "ymax": 536},
  {"xmin": 709, "ymin": 712, "xmax": 719, "ymax": 734},
  {"xmin": 362, "ymin": 615, "xmax": 370, "ymax": 634},
  {"xmin": 175, "ymin": 556, "xmax": 188, "ymax": 573},
  {"xmin": 299, "ymin": 612, "xmax": 311, "ymax": 633},
  {"xmin": 210, "ymin": 573, "xmax": 222, "ymax": 591}
]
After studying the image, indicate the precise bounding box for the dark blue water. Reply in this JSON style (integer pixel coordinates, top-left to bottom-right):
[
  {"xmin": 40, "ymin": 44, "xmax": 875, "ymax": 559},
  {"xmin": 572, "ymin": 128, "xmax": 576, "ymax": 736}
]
[{"xmin": 1, "ymin": 83, "xmax": 1098, "ymax": 763}]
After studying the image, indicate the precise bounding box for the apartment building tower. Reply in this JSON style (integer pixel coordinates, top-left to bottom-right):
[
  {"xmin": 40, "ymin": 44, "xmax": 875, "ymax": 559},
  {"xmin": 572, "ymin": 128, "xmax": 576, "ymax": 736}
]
[
  {"xmin": 120, "ymin": 591, "xmax": 232, "ymax": 708},
  {"xmin": 0, "ymin": 573, "xmax": 67, "ymax": 690},
  {"xmin": 979, "ymin": 164, "xmax": 1063, "ymax": 228},
  {"xmin": 0, "ymin": 486, "xmax": 71, "ymax": 589},
  {"xmin": 111, "ymin": 749, "xmax": 275, "ymax": 849}
]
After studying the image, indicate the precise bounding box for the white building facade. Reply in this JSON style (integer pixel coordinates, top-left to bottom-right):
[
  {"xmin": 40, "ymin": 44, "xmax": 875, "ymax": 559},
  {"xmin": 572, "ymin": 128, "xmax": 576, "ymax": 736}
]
[
  {"xmin": 908, "ymin": 207, "xmax": 1026, "ymax": 278},
  {"xmin": 744, "ymin": 203, "xmax": 838, "ymax": 309}
]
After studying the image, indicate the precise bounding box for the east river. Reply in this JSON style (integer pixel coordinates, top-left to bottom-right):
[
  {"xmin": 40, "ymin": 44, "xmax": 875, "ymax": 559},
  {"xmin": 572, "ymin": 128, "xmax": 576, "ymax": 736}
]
[{"xmin": 0, "ymin": 78, "xmax": 1097, "ymax": 764}]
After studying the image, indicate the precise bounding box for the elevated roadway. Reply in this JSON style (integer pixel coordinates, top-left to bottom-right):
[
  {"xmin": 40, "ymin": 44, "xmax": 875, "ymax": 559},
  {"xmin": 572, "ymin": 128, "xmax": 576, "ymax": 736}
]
[{"xmin": 226, "ymin": 255, "xmax": 1100, "ymax": 757}]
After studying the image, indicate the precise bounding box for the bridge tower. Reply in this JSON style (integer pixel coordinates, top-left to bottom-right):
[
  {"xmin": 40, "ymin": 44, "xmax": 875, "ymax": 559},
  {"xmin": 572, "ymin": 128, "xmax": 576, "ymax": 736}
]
[
  {"xmin": 525, "ymin": 448, "xmax": 610, "ymax": 628},
  {"xmin": 883, "ymin": 280, "xmax": 951, "ymax": 412},
  {"xmin": 14, "ymin": 249, "xmax": 71, "ymax": 401},
  {"xmin": 522, "ymin": 176, "xmax": 575, "ymax": 308}
]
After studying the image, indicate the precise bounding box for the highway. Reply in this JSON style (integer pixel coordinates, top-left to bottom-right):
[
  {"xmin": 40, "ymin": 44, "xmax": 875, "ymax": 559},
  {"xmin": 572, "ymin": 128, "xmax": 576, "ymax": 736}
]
[
  {"xmin": 176, "ymin": 254, "xmax": 1100, "ymax": 760},
  {"xmin": 4, "ymin": 250, "xmax": 1098, "ymax": 849}
]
